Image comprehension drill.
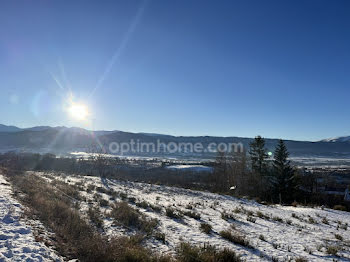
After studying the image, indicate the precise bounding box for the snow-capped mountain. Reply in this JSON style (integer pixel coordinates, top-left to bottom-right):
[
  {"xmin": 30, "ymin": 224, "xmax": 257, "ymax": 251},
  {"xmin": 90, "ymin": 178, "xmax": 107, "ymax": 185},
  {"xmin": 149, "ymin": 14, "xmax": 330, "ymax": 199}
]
[{"xmin": 321, "ymin": 136, "xmax": 350, "ymax": 143}]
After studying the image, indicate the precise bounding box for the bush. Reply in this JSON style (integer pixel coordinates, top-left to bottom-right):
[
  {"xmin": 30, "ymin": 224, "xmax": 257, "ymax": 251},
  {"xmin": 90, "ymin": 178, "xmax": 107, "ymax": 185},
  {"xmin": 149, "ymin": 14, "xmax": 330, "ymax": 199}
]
[
  {"xmin": 149, "ymin": 204, "xmax": 162, "ymax": 213},
  {"xmin": 88, "ymin": 207, "xmax": 104, "ymax": 228},
  {"xmin": 99, "ymin": 198, "xmax": 109, "ymax": 207},
  {"xmin": 154, "ymin": 232, "xmax": 166, "ymax": 244},
  {"xmin": 221, "ymin": 212, "xmax": 236, "ymax": 221},
  {"xmin": 308, "ymin": 217, "xmax": 316, "ymax": 224},
  {"xmin": 128, "ymin": 197, "xmax": 136, "ymax": 203},
  {"xmin": 292, "ymin": 213, "xmax": 299, "ymax": 219},
  {"xmin": 177, "ymin": 242, "xmax": 241, "ymax": 262},
  {"xmin": 96, "ymin": 186, "xmax": 109, "ymax": 194},
  {"xmin": 200, "ymin": 223, "xmax": 212, "ymax": 234},
  {"xmin": 272, "ymin": 242, "xmax": 280, "ymax": 249},
  {"xmin": 119, "ymin": 192, "xmax": 128, "ymax": 200},
  {"xmin": 110, "ymin": 201, "xmax": 158, "ymax": 235},
  {"xmin": 272, "ymin": 216, "xmax": 283, "ymax": 223},
  {"xmin": 333, "ymin": 205, "xmax": 347, "ymax": 211},
  {"xmin": 326, "ymin": 245, "xmax": 339, "ymax": 256},
  {"xmin": 87, "ymin": 184, "xmax": 96, "ymax": 193},
  {"xmin": 291, "ymin": 201, "xmax": 298, "ymax": 207},
  {"xmin": 322, "ymin": 217, "xmax": 329, "ymax": 225},
  {"xmin": 256, "ymin": 211, "xmax": 269, "ymax": 220},
  {"xmin": 303, "ymin": 246, "xmax": 312, "ymax": 254},
  {"xmin": 136, "ymin": 200, "xmax": 149, "ymax": 209},
  {"xmin": 219, "ymin": 230, "xmax": 252, "ymax": 248},
  {"xmin": 246, "ymin": 216, "xmax": 256, "ymax": 223},
  {"xmin": 184, "ymin": 211, "xmax": 201, "ymax": 220},
  {"xmin": 233, "ymin": 207, "xmax": 241, "ymax": 214},
  {"xmin": 335, "ymin": 234, "xmax": 343, "ymax": 241},
  {"xmin": 186, "ymin": 204, "xmax": 193, "ymax": 210},
  {"xmin": 165, "ymin": 207, "xmax": 183, "ymax": 219}
]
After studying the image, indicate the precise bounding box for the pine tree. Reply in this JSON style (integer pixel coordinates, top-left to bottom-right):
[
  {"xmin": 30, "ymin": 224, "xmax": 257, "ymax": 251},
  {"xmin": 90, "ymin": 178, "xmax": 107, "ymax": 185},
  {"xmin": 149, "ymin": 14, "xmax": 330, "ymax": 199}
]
[
  {"xmin": 272, "ymin": 139, "xmax": 295, "ymax": 203},
  {"xmin": 249, "ymin": 136, "xmax": 268, "ymax": 175}
]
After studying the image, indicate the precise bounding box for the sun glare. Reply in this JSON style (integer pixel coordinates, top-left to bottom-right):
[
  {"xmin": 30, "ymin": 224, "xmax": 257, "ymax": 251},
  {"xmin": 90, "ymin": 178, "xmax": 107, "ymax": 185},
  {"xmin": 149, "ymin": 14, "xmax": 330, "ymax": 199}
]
[{"xmin": 68, "ymin": 102, "xmax": 89, "ymax": 120}]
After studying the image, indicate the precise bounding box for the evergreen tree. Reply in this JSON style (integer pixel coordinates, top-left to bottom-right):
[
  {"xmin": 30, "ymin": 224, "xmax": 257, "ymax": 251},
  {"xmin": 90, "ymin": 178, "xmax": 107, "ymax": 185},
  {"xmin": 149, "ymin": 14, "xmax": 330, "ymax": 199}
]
[
  {"xmin": 272, "ymin": 139, "xmax": 296, "ymax": 203},
  {"xmin": 249, "ymin": 136, "xmax": 268, "ymax": 175}
]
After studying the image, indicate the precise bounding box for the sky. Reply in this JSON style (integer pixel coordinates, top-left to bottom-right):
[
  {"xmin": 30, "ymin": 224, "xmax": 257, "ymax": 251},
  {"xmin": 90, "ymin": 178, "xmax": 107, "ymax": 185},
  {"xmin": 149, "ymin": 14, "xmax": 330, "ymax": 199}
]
[{"xmin": 0, "ymin": 0, "xmax": 349, "ymax": 141}]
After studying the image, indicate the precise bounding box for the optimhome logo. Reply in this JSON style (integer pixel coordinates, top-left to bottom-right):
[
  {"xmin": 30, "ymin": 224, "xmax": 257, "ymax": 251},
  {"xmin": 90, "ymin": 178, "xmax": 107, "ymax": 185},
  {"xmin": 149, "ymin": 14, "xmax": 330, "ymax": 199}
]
[{"xmin": 107, "ymin": 139, "xmax": 244, "ymax": 155}]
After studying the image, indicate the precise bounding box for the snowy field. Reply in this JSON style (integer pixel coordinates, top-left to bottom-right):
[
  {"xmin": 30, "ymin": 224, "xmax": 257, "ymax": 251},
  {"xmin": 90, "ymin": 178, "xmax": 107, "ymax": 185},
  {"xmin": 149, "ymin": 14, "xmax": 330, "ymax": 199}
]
[
  {"xmin": 0, "ymin": 174, "xmax": 63, "ymax": 262},
  {"xmin": 31, "ymin": 171, "xmax": 350, "ymax": 262}
]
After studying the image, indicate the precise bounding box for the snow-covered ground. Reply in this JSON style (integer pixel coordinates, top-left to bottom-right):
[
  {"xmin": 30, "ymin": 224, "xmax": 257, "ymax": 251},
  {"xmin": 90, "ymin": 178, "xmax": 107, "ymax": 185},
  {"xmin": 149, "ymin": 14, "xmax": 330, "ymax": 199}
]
[
  {"xmin": 0, "ymin": 174, "xmax": 63, "ymax": 262},
  {"xmin": 36, "ymin": 171, "xmax": 350, "ymax": 262}
]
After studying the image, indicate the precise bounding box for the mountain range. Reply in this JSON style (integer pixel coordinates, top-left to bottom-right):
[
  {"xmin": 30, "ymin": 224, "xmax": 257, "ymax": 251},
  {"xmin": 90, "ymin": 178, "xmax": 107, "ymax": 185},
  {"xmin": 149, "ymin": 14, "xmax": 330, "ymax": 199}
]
[{"xmin": 0, "ymin": 124, "xmax": 349, "ymax": 159}]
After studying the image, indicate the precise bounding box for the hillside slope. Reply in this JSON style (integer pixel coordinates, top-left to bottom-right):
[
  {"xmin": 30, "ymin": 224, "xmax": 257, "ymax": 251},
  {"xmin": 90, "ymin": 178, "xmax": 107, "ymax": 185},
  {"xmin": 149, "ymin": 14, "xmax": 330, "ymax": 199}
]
[{"xmin": 40, "ymin": 172, "xmax": 350, "ymax": 261}]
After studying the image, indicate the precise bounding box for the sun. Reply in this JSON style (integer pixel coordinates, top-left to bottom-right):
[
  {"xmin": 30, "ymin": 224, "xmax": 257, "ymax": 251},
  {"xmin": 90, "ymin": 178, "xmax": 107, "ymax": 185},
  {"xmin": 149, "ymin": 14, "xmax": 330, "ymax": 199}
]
[{"xmin": 68, "ymin": 102, "xmax": 89, "ymax": 120}]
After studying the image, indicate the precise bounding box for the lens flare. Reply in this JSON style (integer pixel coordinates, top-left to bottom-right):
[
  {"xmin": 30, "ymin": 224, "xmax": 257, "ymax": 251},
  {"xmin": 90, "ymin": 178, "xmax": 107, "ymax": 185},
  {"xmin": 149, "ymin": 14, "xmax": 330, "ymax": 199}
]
[{"xmin": 68, "ymin": 102, "xmax": 89, "ymax": 120}]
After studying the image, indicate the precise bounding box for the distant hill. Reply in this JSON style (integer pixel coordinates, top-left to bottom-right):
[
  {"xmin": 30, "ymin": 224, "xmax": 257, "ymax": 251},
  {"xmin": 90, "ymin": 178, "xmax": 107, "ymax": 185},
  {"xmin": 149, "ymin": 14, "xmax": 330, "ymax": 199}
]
[
  {"xmin": 320, "ymin": 136, "xmax": 350, "ymax": 143},
  {"xmin": 0, "ymin": 124, "xmax": 349, "ymax": 158},
  {"xmin": 0, "ymin": 124, "xmax": 22, "ymax": 132}
]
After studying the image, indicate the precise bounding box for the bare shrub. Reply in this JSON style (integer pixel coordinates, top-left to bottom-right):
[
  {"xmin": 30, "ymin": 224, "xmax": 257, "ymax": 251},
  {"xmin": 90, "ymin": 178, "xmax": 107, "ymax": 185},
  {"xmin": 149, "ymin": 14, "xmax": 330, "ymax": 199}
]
[
  {"xmin": 322, "ymin": 217, "xmax": 329, "ymax": 225},
  {"xmin": 110, "ymin": 201, "xmax": 158, "ymax": 235},
  {"xmin": 246, "ymin": 216, "xmax": 256, "ymax": 223},
  {"xmin": 333, "ymin": 205, "xmax": 347, "ymax": 211},
  {"xmin": 184, "ymin": 211, "xmax": 201, "ymax": 220},
  {"xmin": 259, "ymin": 234, "xmax": 266, "ymax": 241},
  {"xmin": 136, "ymin": 200, "xmax": 149, "ymax": 209},
  {"xmin": 177, "ymin": 242, "xmax": 241, "ymax": 262},
  {"xmin": 221, "ymin": 212, "xmax": 236, "ymax": 221},
  {"xmin": 200, "ymin": 223, "xmax": 212, "ymax": 234},
  {"xmin": 308, "ymin": 216, "xmax": 316, "ymax": 224},
  {"xmin": 326, "ymin": 245, "xmax": 339, "ymax": 256},
  {"xmin": 272, "ymin": 216, "xmax": 283, "ymax": 223},
  {"xmin": 88, "ymin": 207, "xmax": 104, "ymax": 229},
  {"xmin": 154, "ymin": 232, "xmax": 166, "ymax": 244},
  {"xmin": 165, "ymin": 207, "xmax": 183, "ymax": 219},
  {"xmin": 295, "ymin": 257, "xmax": 308, "ymax": 262},
  {"xmin": 335, "ymin": 234, "xmax": 343, "ymax": 241},
  {"xmin": 219, "ymin": 229, "xmax": 252, "ymax": 248}
]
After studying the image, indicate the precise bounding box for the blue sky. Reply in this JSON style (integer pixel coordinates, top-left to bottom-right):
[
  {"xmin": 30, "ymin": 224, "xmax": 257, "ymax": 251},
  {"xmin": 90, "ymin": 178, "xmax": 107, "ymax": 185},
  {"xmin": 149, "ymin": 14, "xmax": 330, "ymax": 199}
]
[{"xmin": 0, "ymin": 0, "xmax": 349, "ymax": 141}]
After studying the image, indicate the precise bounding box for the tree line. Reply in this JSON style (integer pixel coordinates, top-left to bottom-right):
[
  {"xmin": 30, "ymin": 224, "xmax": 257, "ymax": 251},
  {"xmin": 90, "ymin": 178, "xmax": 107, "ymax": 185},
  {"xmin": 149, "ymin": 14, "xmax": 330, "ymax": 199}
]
[{"xmin": 212, "ymin": 136, "xmax": 298, "ymax": 204}]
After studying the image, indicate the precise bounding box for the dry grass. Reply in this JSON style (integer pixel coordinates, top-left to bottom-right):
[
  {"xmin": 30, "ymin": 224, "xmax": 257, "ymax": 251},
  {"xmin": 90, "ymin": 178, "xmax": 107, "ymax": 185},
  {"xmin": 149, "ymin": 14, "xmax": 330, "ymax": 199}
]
[
  {"xmin": 200, "ymin": 223, "xmax": 212, "ymax": 234},
  {"xmin": 110, "ymin": 201, "xmax": 158, "ymax": 235},
  {"xmin": 165, "ymin": 207, "xmax": 183, "ymax": 219},
  {"xmin": 219, "ymin": 229, "xmax": 252, "ymax": 248},
  {"xmin": 87, "ymin": 207, "xmax": 104, "ymax": 229},
  {"xmin": 333, "ymin": 205, "xmax": 347, "ymax": 211},
  {"xmin": 5, "ymin": 170, "xmax": 168, "ymax": 262},
  {"xmin": 177, "ymin": 242, "xmax": 241, "ymax": 262},
  {"xmin": 184, "ymin": 211, "xmax": 201, "ymax": 220},
  {"xmin": 326, "ymin": 245, "xmax": 340, "ymax": 256}
]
